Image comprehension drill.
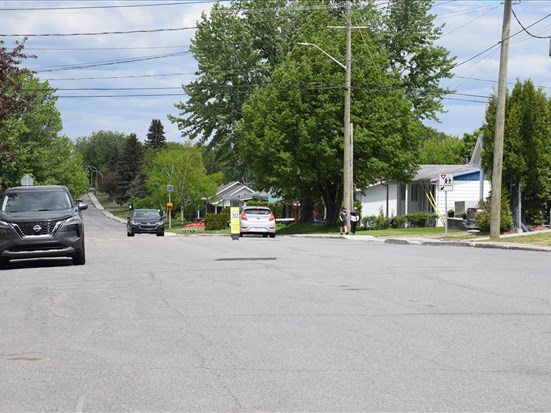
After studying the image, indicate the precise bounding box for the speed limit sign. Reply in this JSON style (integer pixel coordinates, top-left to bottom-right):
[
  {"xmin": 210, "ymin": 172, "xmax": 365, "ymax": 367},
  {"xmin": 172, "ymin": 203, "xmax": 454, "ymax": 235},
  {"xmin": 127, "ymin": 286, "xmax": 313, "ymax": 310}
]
[{"xmin": 230, "ymin": 207, "xmax": 240, "ymax": 239}]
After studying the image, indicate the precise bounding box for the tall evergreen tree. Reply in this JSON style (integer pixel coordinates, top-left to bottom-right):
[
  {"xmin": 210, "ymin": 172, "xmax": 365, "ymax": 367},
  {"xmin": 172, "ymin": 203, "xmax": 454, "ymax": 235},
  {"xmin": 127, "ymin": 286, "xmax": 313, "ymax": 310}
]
[
  {"xmin": 144, "ymin": 119, "xmax": 167, "ymax": 150},
  {"xmin": 115, "ymin": 133, "xmax": 145, "ymax": 205},
  {"xmin": 481, "ymin": 80, "xmax": 551, "ymax": 224}
]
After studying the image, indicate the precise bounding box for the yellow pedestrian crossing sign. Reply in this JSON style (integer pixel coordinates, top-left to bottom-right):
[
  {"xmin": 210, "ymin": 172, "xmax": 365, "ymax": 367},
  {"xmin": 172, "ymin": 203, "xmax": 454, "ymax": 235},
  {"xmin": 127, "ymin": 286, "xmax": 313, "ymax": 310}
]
[{"xmin": 439, "ymin": 173, "xmax": 453, "ymax": 191}]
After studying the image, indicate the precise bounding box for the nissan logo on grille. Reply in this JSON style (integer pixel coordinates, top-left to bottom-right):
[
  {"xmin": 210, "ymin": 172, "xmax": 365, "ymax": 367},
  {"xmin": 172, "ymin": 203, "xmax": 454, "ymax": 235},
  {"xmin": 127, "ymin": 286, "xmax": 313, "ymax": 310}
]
[{"xmin": 33, "ymin": 224, "xmax": 42, "ymax": 233}]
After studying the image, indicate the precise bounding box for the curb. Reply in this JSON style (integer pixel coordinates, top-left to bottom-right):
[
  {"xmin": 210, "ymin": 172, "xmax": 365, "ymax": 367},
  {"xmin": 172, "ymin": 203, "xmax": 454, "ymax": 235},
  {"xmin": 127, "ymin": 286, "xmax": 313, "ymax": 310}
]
[
  {"xmin": 291, "ymin": 233, "xmax": 551, "ymax": 252},
  {"xmin": 383, "ymin": 237, "xmax": 551, "ymax": 252}
]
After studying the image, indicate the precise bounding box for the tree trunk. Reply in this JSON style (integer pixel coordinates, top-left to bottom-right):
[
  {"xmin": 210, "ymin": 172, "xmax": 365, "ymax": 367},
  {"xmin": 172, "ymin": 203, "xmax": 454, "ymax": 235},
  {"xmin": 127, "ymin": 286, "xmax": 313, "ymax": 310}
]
[
  {"xmin": 299, "ymin": 197, "xmax": 315, "ymax": 223},
  {"xmin": 510, "ymin": 183, "xmax": 521, "ymax": 231},
  {"xmin": 321, "ymin": 184, "xmax": 343, "ymax": 226}
]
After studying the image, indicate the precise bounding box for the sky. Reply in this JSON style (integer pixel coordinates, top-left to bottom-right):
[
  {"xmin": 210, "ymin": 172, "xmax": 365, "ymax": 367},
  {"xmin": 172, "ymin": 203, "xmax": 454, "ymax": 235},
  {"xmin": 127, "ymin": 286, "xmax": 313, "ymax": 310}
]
[{"xmin": 1, "ymin": 0, "xmax": 551, "ymax": 143}]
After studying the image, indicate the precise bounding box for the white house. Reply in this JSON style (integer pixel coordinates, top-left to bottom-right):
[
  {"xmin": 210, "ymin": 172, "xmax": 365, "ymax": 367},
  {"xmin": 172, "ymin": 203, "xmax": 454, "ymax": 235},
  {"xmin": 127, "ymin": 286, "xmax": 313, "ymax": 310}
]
[{"xmin": 356, "ymin": 137, "xmax": 490, "ymax": 225}]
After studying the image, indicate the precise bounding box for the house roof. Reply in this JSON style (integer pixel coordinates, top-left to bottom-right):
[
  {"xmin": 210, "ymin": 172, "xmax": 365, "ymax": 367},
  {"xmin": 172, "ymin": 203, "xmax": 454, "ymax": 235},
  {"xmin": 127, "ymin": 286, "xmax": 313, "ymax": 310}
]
[
  {"xmin": 414, "ymin": 164, "xmax": 479, "ymax": 181},
  {"xmin": 414, "ymin": 135, "xmax": 485, "ymax": 181},
  {"xmin": 216, "ymin": 181, "xmax": 254, "ymax": 200},
  {"xmin": 216, "ymin": 181, "xmax": 240, "ymax": 195}
]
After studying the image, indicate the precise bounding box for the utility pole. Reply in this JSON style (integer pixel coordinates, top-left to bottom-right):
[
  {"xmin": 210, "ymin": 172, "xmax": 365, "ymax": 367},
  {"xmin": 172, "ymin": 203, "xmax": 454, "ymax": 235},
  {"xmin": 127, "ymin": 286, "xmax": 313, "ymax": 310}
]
[
  {"xmin": 490, "ymin": 0, "xmax": 512, "ymax": 239},
  {"xmin": 299, "ymin": 1, "xmax": 354, "ymax": 229},
  {"xmin": 343, "ymin": 0, "xmax": 353, "ymax": 231}
]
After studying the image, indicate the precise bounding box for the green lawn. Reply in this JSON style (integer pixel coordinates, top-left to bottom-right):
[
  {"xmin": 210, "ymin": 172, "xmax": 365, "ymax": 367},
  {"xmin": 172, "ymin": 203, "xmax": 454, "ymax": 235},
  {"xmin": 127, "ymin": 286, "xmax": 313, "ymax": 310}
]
[{"xmin": 488, "ymin": 231, "xmax": 551, "ymax": 246}]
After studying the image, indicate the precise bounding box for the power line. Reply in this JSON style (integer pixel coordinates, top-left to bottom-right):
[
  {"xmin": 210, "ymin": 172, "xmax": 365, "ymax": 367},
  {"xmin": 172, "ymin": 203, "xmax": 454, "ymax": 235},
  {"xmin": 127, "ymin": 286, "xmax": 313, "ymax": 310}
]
[
  {"xmin": 0, "ymin": 1, "xmax": 222, "ymax": 11},
  {"xmin": 32, "ymin": 51, "xmax": 188, "ymax": 72},
  {"xmin": 0, "ymin": 26, "xmax": 197, "ymax": 37},
  {"xmin": 42, "ymin": 72, "xmax": 195, "ymax": 81},
  {"xmin": 511, "ymin": 8, "xmax": 551, "ymax": 39}
]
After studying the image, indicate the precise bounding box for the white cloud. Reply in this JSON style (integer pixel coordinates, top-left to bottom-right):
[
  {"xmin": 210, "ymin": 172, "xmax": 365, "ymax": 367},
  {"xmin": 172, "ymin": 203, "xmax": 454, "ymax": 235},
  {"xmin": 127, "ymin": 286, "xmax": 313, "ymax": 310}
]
[{"xmin": 3, "ymin": 1, "xmax": 551, "ymax": 141}]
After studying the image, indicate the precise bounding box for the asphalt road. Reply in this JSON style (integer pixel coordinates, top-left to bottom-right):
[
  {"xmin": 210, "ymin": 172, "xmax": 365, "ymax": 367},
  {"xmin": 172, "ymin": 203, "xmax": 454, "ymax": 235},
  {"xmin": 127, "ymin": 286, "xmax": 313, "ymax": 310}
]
[{"xmin": 1, "ymin": 197, "xmax": 551, "ymax": 412}]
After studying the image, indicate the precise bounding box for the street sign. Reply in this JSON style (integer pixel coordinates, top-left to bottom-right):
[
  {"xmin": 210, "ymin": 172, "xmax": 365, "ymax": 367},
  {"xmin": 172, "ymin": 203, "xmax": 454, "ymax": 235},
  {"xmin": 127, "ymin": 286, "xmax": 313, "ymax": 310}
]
[
  {"xmin": 20, "ymin": 174, "xmax": 33, "ymax": 186},
  {"xmin": 230, "ymin": 207, "xmax": 240, "ymax": 240},
  {"xmin": 167, "ymin": 184, "xmax": 174, "ymax": 192},
  {"xmin": 439, "ymin": 173, "xmax": 453, "ymax": 191}
]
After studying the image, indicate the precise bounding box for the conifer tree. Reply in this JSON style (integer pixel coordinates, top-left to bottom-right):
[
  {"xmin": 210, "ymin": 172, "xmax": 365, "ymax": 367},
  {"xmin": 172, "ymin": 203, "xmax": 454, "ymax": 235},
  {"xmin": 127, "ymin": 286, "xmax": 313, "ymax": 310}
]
[
  {"xmin": 481, "ymin": 80, "xmax": 551, "ymax": 224},
  {"xmin": 144, "ymin": 119, "xmax": 167, "ymax": 150},
  {"xmin": 115, "ymin": 133, "xmax": 145, "ymax": 205}
]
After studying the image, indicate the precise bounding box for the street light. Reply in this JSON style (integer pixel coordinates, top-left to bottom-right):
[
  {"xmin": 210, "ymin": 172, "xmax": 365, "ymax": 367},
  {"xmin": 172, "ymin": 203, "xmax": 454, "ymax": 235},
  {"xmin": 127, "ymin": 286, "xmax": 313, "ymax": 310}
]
[
  {"xmin": 85, "ymin": 165, "xmax": 95, "ymax": 190},
  {"xmin": 298, "ymin": 2, "xmax": 353, "ymax": 230},
  {"xmin": 86, "ymin": 165, "xmax": 103, "ymax": 191}
]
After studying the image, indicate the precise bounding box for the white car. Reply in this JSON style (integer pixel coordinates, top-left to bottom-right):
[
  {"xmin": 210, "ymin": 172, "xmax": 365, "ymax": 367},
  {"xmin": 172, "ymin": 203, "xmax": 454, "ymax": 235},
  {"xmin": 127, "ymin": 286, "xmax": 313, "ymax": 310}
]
[{"xmin": 240, "ymin": 206, "xmax": 276, "ymax": 238}]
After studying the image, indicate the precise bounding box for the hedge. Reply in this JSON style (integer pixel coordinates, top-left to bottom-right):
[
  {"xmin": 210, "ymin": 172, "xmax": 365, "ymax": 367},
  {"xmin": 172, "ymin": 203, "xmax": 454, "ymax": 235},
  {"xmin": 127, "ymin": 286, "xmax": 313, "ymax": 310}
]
[{"xmin": 205, "ymin": 212, "xmax": 230, "ymax": 231}]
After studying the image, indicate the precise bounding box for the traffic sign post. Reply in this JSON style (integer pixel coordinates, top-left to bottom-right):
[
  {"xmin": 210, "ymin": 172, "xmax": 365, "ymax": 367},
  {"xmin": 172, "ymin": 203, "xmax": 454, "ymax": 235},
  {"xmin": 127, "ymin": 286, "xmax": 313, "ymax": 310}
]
[
  {"xmin": 230, "ymin": 207, "xmax": 240, "ymax": 240},
  {"xmin": 438, "ymin": 173, "xmax": 454, "ymax": 237},
  {"xmin": 439, "ymin": 173, "xmax": 453, "ymax": 192},
  {"xmin": 21, "ymin": 174, "xmax": 33, "ymax": 186},
  {"xmin": 167, "ymin": 184, "xmax": 174, "ymax": 229}
]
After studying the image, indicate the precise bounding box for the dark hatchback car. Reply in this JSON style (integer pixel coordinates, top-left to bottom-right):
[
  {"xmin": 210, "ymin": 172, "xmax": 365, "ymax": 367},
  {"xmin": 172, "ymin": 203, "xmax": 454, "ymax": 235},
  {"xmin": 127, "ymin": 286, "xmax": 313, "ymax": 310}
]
[
  {"xmin": 0, "ymin": 185, "xmax": 88, "ymax": 268},
  {"xmin": 127, "ymin": 209, "xmax": 165, "ymax": 237}
]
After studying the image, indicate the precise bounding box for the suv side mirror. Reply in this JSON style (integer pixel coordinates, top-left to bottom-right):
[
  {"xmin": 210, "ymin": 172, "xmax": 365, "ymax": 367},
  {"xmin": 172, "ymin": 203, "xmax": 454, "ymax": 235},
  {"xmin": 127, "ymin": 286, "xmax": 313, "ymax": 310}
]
[{"xmin": 77, "ymin": 201, "xmax": 88, "ymax": 210}]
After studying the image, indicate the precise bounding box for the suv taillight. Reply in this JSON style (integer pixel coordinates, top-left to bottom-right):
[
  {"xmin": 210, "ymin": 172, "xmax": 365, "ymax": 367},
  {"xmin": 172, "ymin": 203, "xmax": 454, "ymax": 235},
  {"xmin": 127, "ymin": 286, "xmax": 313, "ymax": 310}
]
[
  {"xmin": 269, "ymin": 211, "xmax": 275, "ymax": 221},
  {"xmin": 241, "ymin": 211, "xmax": 248, "ymax": 221}
]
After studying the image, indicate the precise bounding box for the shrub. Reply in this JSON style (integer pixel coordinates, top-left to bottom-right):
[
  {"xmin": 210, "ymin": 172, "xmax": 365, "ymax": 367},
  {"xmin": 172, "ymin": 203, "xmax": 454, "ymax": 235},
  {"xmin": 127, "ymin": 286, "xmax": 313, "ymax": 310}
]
[
  {"xmin": 361, "ymin": 210, "xmax": 437, "ymax": 230},
  {"xmin": 404, "ymin": 212, "xmax": 437, "ymax": 228},
  {"xmin": 205, "ymin": 212, "xmax": 230, "ymax": 231},
  {"xmin": 475, "ymin": 191, "xmax": 513, "ymax": 233},
  {"xmin": 361, "ymin": 208, "xmax": 390, "ymax": 230}
]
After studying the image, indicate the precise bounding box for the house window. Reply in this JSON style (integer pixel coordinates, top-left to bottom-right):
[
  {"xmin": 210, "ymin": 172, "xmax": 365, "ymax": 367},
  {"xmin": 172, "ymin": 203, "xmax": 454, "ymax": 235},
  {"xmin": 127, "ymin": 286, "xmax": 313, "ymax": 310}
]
[{"xmin": 411, "ymin": 184, "xmax": 419, "ymax": 202}]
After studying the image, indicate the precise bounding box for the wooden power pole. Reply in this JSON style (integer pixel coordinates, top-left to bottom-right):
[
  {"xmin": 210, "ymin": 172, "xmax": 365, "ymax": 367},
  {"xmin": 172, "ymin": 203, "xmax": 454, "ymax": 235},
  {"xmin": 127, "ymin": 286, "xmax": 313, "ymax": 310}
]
[{"xmin": 490, "ymin": 0, "xmax": 512, "ymax": 239}]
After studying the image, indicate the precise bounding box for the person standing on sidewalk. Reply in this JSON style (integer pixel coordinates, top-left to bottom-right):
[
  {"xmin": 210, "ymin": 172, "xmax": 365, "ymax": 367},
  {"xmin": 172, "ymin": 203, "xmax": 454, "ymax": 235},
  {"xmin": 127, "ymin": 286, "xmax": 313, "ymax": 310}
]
[
  {"xmin": 350, "ymin": 209, "xmax": 359, "ymax": 235},
  {"xmin": 339, "ymin": 207, "xmax": 348, "ymax": 235}
]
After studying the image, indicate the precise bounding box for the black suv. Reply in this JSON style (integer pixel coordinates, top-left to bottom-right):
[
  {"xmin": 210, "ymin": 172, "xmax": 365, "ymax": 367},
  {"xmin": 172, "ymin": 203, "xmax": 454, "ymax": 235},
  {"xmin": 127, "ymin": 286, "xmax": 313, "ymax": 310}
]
[{"xmin": 0, "ymin": 185, "xmax": 88, "ymax": 268}]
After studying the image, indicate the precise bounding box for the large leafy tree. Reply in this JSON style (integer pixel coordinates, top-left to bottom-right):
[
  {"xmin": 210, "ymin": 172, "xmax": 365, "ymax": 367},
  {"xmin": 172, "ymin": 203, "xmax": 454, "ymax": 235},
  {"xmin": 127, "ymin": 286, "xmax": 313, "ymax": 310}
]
[
  {"xmin": 143, "ymin": 143, "xmax": 222, "ymax": 221},
  {"xmin": 174, "ymin": 0, "xmax": 454, "ymax": 223},
  {"xmin": 169, "ymin": 0, "xmax": 305, "ymax": 180},
  {"xmin": 481, "ymin": 80, "xmax": 551, "ymax": 224},
  {"xmin": 383, "ymin": 0, "xmax": 455, "ymax": 121},
  {"xmin": 418, "ymin": 127, "xmax": 464, "ymax": 164},
  {"xmin": 236, "ymin": 2, "xmax": 426, "ymax": 224},
  {"xmin": 0, "ymin": 73, "xmax": 88, "ymax": 196},
  {"xmin": 1, "ymin": 39, "xmax": 88, "ymax": 196},
  {"xmin": 74, "ymin": 130, "xmax": 127, "ymax": 173},
  {"xmin": 0, "ymin": 39, "xmax": 35, "ymax": 123}
]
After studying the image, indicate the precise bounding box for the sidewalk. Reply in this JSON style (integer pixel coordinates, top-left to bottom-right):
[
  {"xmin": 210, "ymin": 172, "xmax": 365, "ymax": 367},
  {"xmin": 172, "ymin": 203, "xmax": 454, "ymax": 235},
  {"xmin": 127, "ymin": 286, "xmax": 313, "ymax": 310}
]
[{"xmin": 293, "ymin": 230, "xmax": 551, "ymax": 252}]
